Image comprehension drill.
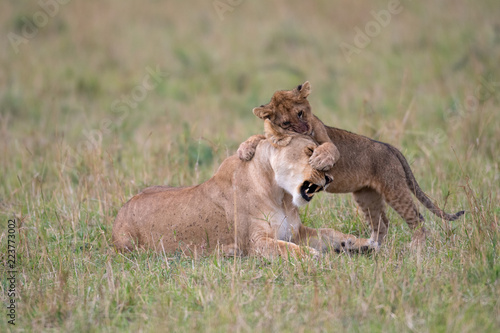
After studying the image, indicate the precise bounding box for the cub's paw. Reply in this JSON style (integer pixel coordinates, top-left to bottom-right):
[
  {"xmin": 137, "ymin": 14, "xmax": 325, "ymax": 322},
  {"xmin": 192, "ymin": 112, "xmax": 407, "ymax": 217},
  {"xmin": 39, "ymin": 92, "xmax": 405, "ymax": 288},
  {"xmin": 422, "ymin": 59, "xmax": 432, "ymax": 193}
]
[
  {"xmin": 309, "ymin": 143, "xmax": 337, "ymax": 171},
  {"xmin": 410, "ymin": 228, "xmax": 429, "ymax": 249},
  {"xmin": 237, "ymin": 135, "xmax": 264, "ymax": 161},
  {"xmin": 237, "ymin": 143, "xmax": 256, "ymax": 161}
]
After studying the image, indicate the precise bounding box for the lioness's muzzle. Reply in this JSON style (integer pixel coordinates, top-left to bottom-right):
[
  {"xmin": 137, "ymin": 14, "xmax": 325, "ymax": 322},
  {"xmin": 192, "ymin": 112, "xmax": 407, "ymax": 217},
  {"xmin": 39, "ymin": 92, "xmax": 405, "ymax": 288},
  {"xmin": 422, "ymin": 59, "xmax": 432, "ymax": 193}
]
[
  {"xmin": 300, "ymin": 180, "xmax": 323, "ymax": 202},
  {"xmin": 300, "ymin": 175, "xmax": 332, "ymax": 202}
]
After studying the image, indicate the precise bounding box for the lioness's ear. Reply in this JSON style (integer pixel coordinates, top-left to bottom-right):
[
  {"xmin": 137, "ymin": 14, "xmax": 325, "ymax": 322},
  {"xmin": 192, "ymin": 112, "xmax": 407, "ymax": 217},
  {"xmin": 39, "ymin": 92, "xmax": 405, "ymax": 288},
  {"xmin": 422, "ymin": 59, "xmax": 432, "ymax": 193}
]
[
  {"xmin": 253, "ymin": 105, "xmax": 273, "ymax": 120},
  {"xmin": 297, "ymin": 81, "xmax": 311, "ymax": 99},
  {"xmin": 264, "ymin": 119, "xmax": 292, "ymax": 147},
  {"xmin": 304, "ymin": 145, "xmax": 315, "ymax": 157}
]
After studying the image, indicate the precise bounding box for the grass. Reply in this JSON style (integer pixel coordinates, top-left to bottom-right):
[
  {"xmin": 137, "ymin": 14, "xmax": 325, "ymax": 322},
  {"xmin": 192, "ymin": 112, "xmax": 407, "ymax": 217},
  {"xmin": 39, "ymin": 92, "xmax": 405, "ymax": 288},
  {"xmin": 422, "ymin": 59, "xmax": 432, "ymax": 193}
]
[{"xmin": 1, "ymin": 0, "xmax": 499, "ymax": 331}]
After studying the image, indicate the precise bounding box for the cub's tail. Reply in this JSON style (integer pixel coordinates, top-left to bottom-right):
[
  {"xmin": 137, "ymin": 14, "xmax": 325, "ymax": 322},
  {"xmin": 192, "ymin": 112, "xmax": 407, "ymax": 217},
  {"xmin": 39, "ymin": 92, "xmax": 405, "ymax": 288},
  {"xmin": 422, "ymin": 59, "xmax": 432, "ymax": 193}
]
[{"xmin": 386, "ymin": 144, "xmax": 465, "ymax": 221}]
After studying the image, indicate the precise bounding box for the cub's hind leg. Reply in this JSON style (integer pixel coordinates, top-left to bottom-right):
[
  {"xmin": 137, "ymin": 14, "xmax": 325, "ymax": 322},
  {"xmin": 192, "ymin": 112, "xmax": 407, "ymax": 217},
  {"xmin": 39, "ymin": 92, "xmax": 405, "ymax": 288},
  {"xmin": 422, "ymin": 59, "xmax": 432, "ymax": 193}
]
[
  {"xmin": 383, "ymin": 187, "xmax": 427, "ymax": 245},
  {"xmin": 353, "ymin": 188, "xmax": 389, "ymax": 245}
]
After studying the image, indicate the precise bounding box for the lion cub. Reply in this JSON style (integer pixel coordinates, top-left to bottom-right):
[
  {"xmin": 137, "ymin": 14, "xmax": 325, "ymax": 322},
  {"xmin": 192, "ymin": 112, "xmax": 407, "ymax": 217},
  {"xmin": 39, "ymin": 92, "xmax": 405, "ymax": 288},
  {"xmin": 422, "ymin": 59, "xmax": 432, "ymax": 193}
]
[{"xmin": 238, "ymin": 81, "xmax": 464, "ymax": 245}]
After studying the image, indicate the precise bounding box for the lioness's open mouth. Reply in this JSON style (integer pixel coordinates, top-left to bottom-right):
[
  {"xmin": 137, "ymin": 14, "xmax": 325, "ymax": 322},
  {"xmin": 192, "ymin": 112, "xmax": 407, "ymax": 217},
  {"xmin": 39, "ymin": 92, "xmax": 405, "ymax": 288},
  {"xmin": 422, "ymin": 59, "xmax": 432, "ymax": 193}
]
[{"xmin": 300, "ymin": 181, "xmax": 323, "ymax": 202}]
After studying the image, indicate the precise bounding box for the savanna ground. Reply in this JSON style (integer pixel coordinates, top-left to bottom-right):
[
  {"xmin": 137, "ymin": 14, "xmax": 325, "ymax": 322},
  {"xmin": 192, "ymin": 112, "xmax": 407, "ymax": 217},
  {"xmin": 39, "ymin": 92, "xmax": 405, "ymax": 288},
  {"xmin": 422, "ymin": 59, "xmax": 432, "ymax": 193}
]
[{"xmin": 1, "ymin": 0, "xmax": 499, "ymax": 331}]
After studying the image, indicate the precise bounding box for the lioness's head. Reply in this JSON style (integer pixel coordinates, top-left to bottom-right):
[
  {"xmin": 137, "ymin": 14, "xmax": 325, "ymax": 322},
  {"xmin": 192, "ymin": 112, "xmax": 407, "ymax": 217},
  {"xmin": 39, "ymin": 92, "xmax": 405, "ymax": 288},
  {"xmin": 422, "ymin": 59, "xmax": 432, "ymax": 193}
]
[
  {"xmin": 263, "ymin": 119, "xmax": 332, "ymax": 207},
  {"xmin": 253, "ymin": 81, "xmax": 313, "ymax": 135}
]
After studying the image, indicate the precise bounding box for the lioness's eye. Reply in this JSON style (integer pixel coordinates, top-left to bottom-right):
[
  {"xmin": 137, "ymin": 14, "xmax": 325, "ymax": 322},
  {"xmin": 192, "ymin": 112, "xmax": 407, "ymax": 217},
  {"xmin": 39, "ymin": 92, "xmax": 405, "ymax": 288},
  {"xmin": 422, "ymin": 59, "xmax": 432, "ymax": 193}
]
[
  {"xmin": 298, "ymin": 111, "xmax": 303, "ymax": 118},
  {"xmin": 282, "ymin": 121, "xmax": 291, "ymax": 127}
]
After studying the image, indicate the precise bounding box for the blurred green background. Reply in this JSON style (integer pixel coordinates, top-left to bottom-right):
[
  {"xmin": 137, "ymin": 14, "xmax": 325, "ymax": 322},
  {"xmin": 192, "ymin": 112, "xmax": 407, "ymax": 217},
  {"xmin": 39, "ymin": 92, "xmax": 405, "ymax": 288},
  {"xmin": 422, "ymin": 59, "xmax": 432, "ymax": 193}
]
[{"xmin": 1, "ymin": 1, "xmax": 499, "ymax": 192}]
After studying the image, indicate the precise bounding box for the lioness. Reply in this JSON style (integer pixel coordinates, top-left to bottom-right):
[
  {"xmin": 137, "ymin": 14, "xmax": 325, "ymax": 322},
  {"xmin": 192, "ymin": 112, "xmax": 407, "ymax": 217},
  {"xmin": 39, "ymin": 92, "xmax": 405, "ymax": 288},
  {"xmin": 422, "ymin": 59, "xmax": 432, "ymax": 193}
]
[
  {"xmin": 112, "ymin": 120, "xmax": 378, "ymax": 259},
  {"xmin": 238, "ymin": 81, "xmax": 464, "ymax": 245}
]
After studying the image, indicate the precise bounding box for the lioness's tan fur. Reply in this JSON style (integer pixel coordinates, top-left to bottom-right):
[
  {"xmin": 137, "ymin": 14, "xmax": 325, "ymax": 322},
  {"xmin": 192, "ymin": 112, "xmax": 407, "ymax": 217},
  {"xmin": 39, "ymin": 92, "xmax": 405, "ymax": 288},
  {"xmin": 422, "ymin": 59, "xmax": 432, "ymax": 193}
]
[
  {"xmin": 112, "ymin": 122, "xmax": 377, "ymax": 258},
  {"xmin": 239, "ymin": 82, "xmax": 464, "ymax": 245}
]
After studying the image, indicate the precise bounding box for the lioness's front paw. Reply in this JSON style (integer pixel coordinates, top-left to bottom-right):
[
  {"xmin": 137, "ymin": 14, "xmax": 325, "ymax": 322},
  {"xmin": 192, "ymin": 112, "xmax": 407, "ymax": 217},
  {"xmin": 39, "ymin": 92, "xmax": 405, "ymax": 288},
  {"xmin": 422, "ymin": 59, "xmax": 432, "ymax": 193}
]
[
  {"xmin": 309, "ymin": 144, "xmax": 337, "ymax": 171},
  {"xmin": 345, "ymin": 237, "xmax": 380, "ymax": 253},
  {"xmin": 304, "ymin": 246, "xmax": 320, "ymax": 260},
  {"xmin": 366, "ymin": 239, "xmax": 381, "ymax": 252}
]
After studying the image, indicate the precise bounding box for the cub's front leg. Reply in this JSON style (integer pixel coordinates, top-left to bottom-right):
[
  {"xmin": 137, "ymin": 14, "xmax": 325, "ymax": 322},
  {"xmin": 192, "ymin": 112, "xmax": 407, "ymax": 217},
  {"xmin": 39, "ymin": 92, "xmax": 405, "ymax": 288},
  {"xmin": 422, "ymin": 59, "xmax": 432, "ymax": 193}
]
[
  {"xmin": 309, "ymin": 142, "xmax": 340, "ymax": 171},
  {"xmin": 308, "ymin": 118, "xmax": 340, "ymax": 171},
  {"xmin": 237, "ymin": 134, "xmax": 265, "ymax": 161}
]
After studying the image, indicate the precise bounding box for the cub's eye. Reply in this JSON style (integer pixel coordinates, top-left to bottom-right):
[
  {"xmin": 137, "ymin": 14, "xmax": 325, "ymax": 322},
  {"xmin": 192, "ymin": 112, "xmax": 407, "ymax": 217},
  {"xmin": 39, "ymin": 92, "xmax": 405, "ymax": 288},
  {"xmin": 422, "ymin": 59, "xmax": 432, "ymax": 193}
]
[
  {"xmin": 298, "ymin": 111, "xmax": 304, "ymax": 119},
  {"xmin": 282, "ymin": 121, "xmax": 291, "ymax": 127}
]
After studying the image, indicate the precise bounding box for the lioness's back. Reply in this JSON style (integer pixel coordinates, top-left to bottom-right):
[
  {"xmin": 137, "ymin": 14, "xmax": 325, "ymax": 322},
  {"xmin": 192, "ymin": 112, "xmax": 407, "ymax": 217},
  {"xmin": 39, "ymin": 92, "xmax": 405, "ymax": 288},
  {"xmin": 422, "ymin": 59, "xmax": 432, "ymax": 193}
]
[{"xmin": 111, "ymin": 159, "xmax": 242, "ymax": 253}]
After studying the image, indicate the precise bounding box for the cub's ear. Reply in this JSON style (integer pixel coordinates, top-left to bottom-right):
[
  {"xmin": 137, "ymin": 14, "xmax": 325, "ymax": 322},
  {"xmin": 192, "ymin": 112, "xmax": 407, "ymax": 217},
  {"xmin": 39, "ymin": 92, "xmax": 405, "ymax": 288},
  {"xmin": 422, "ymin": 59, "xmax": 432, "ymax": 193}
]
[
  {"xmin": 253, "ymin": 105, "xmax": 273, "ymax": 120},
  {"xmin": 304, "ymin": 145, "xmax": 315, "ymax": 157},
  {"xmin": 264, "ymin": 119, "xmax": 292, "ymax": 147},
  {"xmin": 297, "ymin": 81, "xmax": 311, "ymax": 99}
]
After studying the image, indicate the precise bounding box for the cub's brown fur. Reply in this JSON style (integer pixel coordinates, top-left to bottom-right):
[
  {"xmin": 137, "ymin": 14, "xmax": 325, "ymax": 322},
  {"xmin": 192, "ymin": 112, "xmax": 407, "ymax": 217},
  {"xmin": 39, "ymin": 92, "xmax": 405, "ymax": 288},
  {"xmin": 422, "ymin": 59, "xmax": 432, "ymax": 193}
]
[
  {"xmin": 112, "ymin": 121, "xmax": 378, "ymax": 258},
  {"xmin": 238, "ymin": 81, "xmax": 464, "ymax": 245}
]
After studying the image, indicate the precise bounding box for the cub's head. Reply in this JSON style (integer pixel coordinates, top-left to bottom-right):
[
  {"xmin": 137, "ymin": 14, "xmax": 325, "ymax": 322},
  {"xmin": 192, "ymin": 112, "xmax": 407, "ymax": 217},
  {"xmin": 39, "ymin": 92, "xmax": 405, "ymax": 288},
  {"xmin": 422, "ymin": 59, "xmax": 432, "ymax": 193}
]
[
  {"xmin": 264, "ymin": 120, "xmax": 332, "ymax": 207},
  {"xmin": 253, "ymin": 81, "xmax": 314, "ymax": 135}
]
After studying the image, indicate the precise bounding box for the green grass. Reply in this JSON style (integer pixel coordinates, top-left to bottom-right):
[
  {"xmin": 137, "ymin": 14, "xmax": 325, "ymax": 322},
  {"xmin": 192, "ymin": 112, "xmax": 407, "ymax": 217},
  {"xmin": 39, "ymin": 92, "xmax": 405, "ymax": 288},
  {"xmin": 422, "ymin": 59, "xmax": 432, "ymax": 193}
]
[{"xmin": 1, "ymin": 0, "xmax": 499, "ymax": 331}]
